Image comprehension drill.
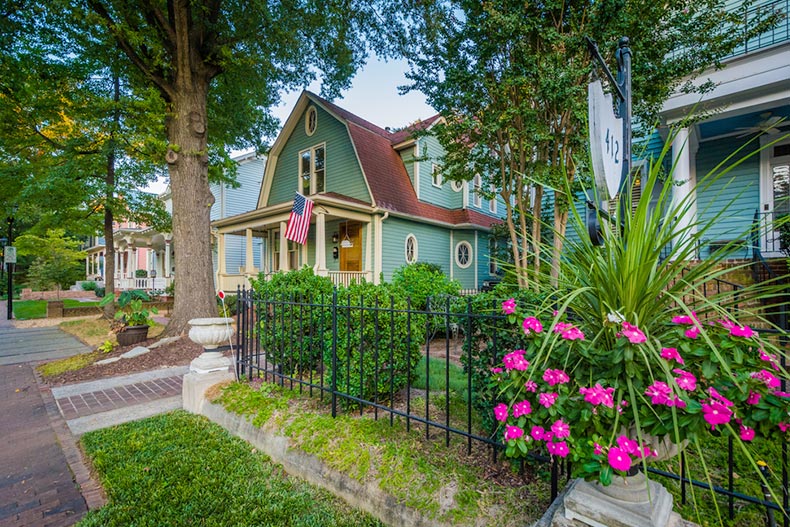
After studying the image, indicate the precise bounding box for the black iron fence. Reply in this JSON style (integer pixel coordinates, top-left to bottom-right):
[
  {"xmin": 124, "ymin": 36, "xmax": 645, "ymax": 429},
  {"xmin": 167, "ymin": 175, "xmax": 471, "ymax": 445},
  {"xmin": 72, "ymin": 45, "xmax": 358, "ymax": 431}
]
[{"xmin": 234, "ymin": 287, "xmax": 789, "ymax": 525}]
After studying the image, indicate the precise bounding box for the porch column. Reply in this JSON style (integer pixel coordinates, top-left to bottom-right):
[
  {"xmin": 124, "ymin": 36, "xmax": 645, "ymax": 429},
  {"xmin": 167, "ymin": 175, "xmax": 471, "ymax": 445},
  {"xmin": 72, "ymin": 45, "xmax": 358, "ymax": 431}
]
[
  {"xmin": 85, "ymin": 255, "xmax": 90, "ymax": 277},
  {"xmin": 245, "ymin": 229, "xmax": 255, "ymax": 274},
  {"xmin": 365, "ymin": 220, "xmax": 373, "ymax": 282},
  {"xmin": 115, "ymin": 251, "xmax": 120, "ymax": 279},
  {"xmin": 314, "ymin": 211, "xmax": 327, "ymax": 275},
  {"xmin": 279, "ymin": 221, "xmax": 288, "ymax": 271},
  {"xmin": 671, "ymin": 127, "xmax": 697, "ymax": 258},
  {"xmin": 373, "ymin": 215, "xmax": 383, "ymax": 285},
  {"xmin": 218, "ymin": 233, "xmax": 227, "ymax": 275},
  {"xmin": 164, "ymin": 239, "xmax": 171, "ymax": 278}
]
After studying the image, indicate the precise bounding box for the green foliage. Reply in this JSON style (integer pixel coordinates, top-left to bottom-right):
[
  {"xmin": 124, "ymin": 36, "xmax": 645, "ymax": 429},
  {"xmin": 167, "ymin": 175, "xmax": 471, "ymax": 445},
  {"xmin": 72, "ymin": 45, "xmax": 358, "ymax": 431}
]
[
  {"xmin": 11, "ymin": 300, "xmax": 47, "ymax": 320},
  {"xmin": 328, "ymin": 282, "xmax": 426, "ymax": 407},
  {"xmin": 99, "ymin": 289, "xmax": 158, "ymax": 328},
  {"xmin": 94, "ymin": 286, "xmax": 105, "ymax": 298},
  {"xmin": 391, "ymin": 262, "xmax": 461, "ymax": 310},
  {"xmin": 776, "ymin": 217, "xmax": 790, "ymax": 258},
  {"xmin": 81, "ymin": 281, "xmax": 97, "ymax": 291},
  {"xmin": 97, "ymin": 340, "xmax": 114, "ymax": 354},
  {"xmin": 15, "ymin": 229, "xmax": 86, "ymax": 291},
  {"xmin": 36, "ymin": 352, "xmax": 99, "ymax": 378},
  {"xmin": 78, "ymin": 411, "xmax": 385, "ymax": 527},
  {"xmin": 252, "ymin": 268, "xmax": 334, "ymax": 373},
  {"xmin": 218, "ymin": 293, "xmax": 237, "ymax": 318},
  {"xmin": 134, "ymin": 269, "xmax": 148, "ymax": 278}
]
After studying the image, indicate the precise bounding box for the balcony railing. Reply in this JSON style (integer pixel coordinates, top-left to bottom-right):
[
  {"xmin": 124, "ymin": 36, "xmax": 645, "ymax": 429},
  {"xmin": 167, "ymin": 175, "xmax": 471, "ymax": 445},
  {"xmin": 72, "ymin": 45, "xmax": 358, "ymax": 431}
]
[{"xmin": 726, "ymin": 0, "xmax": 789, "ymax": 59}]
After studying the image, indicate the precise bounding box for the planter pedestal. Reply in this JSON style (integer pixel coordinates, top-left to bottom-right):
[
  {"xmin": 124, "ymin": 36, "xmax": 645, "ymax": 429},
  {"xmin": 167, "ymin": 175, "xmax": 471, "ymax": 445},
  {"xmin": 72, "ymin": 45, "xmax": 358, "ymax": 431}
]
[
  {"xmin": 534, "ymin": 473, "xmax": 695, "ymax": 527},
  {"xmin": 182, "ymin": 318, "xmax": 235, "ymax": 414}
]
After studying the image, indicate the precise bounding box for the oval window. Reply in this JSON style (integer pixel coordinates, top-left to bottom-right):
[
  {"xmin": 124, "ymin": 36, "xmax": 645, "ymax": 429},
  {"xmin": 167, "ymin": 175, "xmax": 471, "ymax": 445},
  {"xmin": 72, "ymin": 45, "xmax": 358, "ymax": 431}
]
[
  {"xmin": 305, "ymin": 106, "xmax": 317, "ymax": 136},
  {"xmin": 456, "ymin": 241, "xmax": 472, "ymax": 268},
  {"xmin": 405, "ymin": 234, "xmax": 418, "ymax": 264}
]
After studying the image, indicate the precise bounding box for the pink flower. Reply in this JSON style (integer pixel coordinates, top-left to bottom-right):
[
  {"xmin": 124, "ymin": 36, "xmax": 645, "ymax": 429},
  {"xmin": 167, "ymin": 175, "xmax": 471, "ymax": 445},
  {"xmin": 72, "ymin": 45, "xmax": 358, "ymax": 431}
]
[
  {"xmin": 702, "ymin": 401, "xmax": 733, "ymax": 429},
  {"xmin": 543, "ymin": 369, "xmax": 570, "ymax": 386},
  {"xmin": 672, "ymin": 312, "xmax": 698, "ymax": 325},
  {"xmin": 502, "ymin": 298, "xmax": 516, "ymax": 315},
  {"xmin": 685, "ymin": 326, "xmax": 701, "ymax": 339},
  {"xmin": 593, "ymin": 443, "xmax": 603, "ymax": 456},
  {"xmin": 561, "ymin": 327, "xmax": 585, "ymax": 341},
  {"xmin": 512, "ymin": 400, "xmax": 532, "ymax": 418},
  {"xmin": 617, "ymin": 435, "xmax": 639, "ymax": 455},
  {"xmin": 494, "ymin": 403, "xmax": 509, "ymax": 422},
  {"xmin": 502, "ymin": 350, "xmax": 529, "ymax": 371},
  {"xmin": 620, "ymin": 321, "xmax": 646, "ymax": 344},
  {"xmin": 730, "ymin": 325, "xmax": 755, "ymax": 338},
  {"xmin": 774, "ymin": 391, "xmax": 790, "ymax": 398},
  {"xmin": 739, "ymin": 425, "xmax": 755, "ymax": 441},
  {"xmin": 551, "ymin": 419, "xmax": 570, "ymax": 439},
  {"xmin": 504, "ymin": 425, "xmax": 524, "ymax": 441},
  {"xmin": 779, "ymin": 423, "xmax": 790, "ymax": 433},
  {"xmin": 645, "ymin": 381, "xmax": 671, "ymax": 405},
  {"xmin": 490, "ymin": 367, "xmax": 503, "ymax": 374},
  {"xmin": 760, "ymin": 349, "xmax": 780, "ymax": 371},
  {"xmin": 660, "ymin": 347, "xmax": 685, "ymax": 365},
  {"xmin": 708, "ymin": 387, "xmax": 734, "ymax": 407},
  {"xmin": 539, "ymin": 392, "xmax": 559, "ymax": 408},
  {"xmin": 746, "ymin": 391, "xmax": 761, "ymax": 405},
  {"xmin": 579, "ymin": 384, "xmax": 615, "ymax": 408},
  {"xmin": 752, "ymin": 369, "xmax": 781, "ymax": 389},
  {"xmin": 673, "ymin": 369, "xmax": 697, "ymax": 391},
  {"xmin": 531, "ymin": 426, "xmax": 546, "ymax": 441},
  {"xmin": 608, "ymin": 447, "xmax": 632, "ymax": 472},
  {"xmin": 671, "ymin": 396, "xmax": 687, "ymax": 408},
  {"xmin": 522, "ymin": 316, "xmax": 543, "ymax": 335},
  {"xmin": 547, "ymin": 440, "xmax": 569, "ymax": 458},
  {"xmin": 553, "ymin": 322, "xmax": 572, "ymax": 334},
  {"xmin": 524, "ymin": 380, "xmax": 538, "ymax": 392}
]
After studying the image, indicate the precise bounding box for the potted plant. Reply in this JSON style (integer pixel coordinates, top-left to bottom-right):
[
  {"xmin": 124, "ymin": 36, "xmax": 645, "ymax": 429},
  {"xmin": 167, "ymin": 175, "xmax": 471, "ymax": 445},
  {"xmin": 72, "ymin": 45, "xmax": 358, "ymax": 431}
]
[
  {"xmin": 99, "ymin": 289, "xmax": 159, "ymax": 346},
  {"xmin": 490, "ymin": 140, "xmax": 790, "ymax": 524}
]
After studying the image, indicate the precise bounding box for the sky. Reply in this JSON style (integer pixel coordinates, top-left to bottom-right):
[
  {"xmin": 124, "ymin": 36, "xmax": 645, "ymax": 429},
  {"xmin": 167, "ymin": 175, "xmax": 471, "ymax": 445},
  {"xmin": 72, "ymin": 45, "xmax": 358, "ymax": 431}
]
[{"xmin": 144, "ymin": 57, "xmax": 435, "ymax": 194}]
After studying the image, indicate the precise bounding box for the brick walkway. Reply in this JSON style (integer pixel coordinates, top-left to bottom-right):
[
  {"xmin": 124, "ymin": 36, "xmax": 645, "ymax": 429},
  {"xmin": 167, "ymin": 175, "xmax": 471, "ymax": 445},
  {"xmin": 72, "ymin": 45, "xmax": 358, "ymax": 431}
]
[{"xmin": 55, "ymin": 375, "xmax": 183, "ymax": 420}]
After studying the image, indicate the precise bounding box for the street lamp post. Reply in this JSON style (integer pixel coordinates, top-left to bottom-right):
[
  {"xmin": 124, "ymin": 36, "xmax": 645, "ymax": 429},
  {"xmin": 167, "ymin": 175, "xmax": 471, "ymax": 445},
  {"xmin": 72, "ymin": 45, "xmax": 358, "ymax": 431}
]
[{"xmin": 6, "ymin": 211, "xmax": 16, "ymax": 320}]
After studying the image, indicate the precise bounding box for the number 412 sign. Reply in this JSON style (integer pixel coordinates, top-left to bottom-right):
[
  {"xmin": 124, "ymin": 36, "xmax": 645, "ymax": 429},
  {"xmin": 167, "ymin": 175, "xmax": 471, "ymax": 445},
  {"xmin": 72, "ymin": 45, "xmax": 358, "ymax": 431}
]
[{"xmin": 588, "ymin": 80, "xmax": 623, "ymax": 200}]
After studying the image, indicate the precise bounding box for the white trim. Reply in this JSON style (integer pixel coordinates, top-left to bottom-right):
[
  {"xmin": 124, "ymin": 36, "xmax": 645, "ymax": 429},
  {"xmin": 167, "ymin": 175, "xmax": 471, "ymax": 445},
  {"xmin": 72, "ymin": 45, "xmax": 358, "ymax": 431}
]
[
  {"xmin": 449, "ymin": 231, "xmax": 454, "ymax": 280},
  {"xmin": 431, "ymin": 163, "xmax": 443, "ymax": 188},
  {"xmin": 488, "ymin": 184, "xmax": 497, "ymax": 214},
  {"xmin": 305, "ymin": 106, "xmax": 318, "ymax": 136},
  {"xmin": 414, "ymin": 144, "xmax": 421, "ymax": 199},
  {"xmin": 760, "ymin": 134, "xmax": 790, "ymax": 255},
  {"xmin": 297, "ymin": 142, "xmax": 326, "ymax": 195},
  {"xmin": 405, "ymin": 234, "xmax": 418, "ymax": 264},
  {"xmin": 455, "ymin": 241, "xmax": 473, "ymax": 269},
  {"xmin": 474, "ymin": 231, "xmax": 479, "ymax": 288},
  {"xmin": 451, "ymin": 180, "xmax": 463, "ymax": 192},
  {"xmin": 473, "ymin": 174, "xmax": 482, "ymax": 208}
]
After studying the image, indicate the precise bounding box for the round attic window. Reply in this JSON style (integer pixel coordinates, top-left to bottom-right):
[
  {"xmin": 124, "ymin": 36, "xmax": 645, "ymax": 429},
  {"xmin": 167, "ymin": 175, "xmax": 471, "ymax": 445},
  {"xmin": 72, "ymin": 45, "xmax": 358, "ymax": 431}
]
[{"xmin": 305, "ymin": 106, "xmax": 317, "ymax": 136}]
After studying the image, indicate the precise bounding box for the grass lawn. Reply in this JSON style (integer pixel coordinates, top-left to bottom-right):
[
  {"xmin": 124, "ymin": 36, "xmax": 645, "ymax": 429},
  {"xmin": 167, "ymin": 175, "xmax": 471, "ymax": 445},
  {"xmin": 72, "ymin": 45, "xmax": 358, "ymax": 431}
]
[
  {"xmin": 12, "ymin": 298, "xmax": 101, "ymax": 320},
  {"xmin": 78, "ymin": 411, "xmax": 386, "ymax": 527}
]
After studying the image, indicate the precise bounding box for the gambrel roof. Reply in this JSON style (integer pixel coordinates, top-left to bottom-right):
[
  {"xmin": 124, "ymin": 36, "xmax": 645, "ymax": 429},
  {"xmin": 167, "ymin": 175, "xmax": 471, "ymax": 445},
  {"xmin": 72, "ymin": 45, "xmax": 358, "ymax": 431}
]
[{"xmin": 261, "ymin": 91, "xmax": 499, "ymax": 230}]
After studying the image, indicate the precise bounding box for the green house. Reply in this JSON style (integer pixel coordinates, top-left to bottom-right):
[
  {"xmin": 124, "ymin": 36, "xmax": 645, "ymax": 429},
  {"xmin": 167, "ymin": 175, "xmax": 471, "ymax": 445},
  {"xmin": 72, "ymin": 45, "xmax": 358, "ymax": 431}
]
[{"xmin": 213, "ymin": 91, "xmax": 503, "ymax": 291}]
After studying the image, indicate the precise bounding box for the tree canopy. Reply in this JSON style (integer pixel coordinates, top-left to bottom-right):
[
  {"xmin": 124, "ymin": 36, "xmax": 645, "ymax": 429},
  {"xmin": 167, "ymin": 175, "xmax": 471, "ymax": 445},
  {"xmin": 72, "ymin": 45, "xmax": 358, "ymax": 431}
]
[{"xmin": 402, "ymin": 0, "xmax": 779, "ymax": 288}]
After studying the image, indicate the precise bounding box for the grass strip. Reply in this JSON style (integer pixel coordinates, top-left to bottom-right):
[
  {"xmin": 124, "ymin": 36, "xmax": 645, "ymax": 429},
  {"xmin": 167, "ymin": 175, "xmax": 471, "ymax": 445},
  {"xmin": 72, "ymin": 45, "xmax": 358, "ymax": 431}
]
[{"xmin": 78, "ymin": 411, "xmax": 386, "ymax": 527}]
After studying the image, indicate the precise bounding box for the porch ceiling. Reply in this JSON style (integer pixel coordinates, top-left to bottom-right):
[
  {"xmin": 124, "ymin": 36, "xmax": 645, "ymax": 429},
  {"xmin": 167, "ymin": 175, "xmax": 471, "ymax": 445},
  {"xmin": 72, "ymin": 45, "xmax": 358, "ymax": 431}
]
[{"xmin": 697, "ymin": 105, "xmax": 790, "ymax": 141}]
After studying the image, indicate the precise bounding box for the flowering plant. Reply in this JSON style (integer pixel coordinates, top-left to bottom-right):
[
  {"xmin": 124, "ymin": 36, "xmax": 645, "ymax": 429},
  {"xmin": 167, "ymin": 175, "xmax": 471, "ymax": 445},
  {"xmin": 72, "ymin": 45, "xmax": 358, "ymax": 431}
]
[
  {"xmin": 492, "ymin": 302, "xmax": 790, "ymax": 486},
  {"xmin": 491, "ymin": 137, "xmax": 790, "ymax": 489}
]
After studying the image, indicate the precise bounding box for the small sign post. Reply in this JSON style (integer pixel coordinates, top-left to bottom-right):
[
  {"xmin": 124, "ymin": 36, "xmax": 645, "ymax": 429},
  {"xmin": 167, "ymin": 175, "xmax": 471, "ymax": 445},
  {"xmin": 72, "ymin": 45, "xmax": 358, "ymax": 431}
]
[
  {"xmin": 4, "ymin": 246, "xmax": 16, "ymax": 265},
  {"xmin": 585, "ymin": 37, "xmax": 632, "ymax": 245}
]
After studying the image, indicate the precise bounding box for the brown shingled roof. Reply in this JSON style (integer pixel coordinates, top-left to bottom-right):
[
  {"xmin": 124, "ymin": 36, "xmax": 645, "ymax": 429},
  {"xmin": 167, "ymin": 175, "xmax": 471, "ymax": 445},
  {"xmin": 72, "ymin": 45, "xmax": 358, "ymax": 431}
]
[{"xmin": 307, "ymin": 92, "xmax": 499, "ymax": 229}]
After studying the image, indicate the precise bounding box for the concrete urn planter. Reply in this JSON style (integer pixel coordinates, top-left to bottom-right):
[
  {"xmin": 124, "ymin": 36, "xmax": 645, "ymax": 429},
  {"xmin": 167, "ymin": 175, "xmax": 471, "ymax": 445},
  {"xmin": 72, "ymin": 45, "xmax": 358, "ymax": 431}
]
[{"xmin": 187, "ymin": 317, "xmax": 235, "ymax": 374}]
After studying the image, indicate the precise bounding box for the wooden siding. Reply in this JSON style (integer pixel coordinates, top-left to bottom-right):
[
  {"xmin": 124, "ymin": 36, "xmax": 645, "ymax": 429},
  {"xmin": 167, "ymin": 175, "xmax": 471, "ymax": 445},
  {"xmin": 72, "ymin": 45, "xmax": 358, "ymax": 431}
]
[
  {"xmin": 400, "ymin": 147, "xmax": 416, "ymax": 188},
  {"xmin": 695, "ymin": 136, "xmax": 760, "ymax": 259},
  {"xmin": 381, "ymin": 217, "xmax": 452, "ymax": 283},
  {"xmin": 210, "ymin": 158, "xmax": 264, "ymax": 221},
  {"xmin": 267, "ymin": 104, "xmax": 370, "ymax": 206},
  {"xmin": 222, "ymin": 234, "xmax": 264, "ymax": 273},
  {"xmin": 451, "ymin": 231, "xmax": 476, "ymax": 287}
]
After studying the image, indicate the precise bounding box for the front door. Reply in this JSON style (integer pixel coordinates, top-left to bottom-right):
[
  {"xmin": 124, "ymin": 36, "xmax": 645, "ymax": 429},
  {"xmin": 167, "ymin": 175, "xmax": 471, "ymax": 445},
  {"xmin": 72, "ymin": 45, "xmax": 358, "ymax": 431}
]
[
  {"xmin": 339, "ymin": 223, "xmax": 362, "ymax": 272},
  {"xmin": 761, "ymin": 138, "xmax": 790, "ymax": 256}
]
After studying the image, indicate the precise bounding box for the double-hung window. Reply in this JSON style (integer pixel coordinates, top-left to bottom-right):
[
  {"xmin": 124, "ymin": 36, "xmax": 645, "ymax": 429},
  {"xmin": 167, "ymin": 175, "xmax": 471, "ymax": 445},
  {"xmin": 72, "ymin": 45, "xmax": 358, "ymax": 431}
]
[{"xmin": 299, "ymin": 144, "xmax": 325, "ymax": 195}]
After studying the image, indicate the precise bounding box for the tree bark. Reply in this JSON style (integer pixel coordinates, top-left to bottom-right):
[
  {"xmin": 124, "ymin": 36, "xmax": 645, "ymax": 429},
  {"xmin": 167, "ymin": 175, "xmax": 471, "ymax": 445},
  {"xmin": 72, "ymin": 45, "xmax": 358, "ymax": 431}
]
[
  {"xmin": 164, "ymin": 84, "xmax": 217, "ymax": 335},
  {"xmin": 103, "ymin": 74, "xmax": 120, "ymax": 320}
]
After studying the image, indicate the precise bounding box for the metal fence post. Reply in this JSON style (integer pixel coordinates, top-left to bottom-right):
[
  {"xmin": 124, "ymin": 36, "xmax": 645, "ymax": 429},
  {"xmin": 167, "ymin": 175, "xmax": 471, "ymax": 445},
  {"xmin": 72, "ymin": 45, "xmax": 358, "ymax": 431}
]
[{"xmin": 331, "ymin": 287, "xmax": 338, "ymax": 418}]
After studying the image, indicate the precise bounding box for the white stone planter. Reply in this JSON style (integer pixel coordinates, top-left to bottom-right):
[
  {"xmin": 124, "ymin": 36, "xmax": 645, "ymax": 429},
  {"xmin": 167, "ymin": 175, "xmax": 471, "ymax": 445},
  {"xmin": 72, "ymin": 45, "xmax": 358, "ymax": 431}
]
[{"xmin": 187, "ymin": 317, "xmax": 234, "ymax": 374}]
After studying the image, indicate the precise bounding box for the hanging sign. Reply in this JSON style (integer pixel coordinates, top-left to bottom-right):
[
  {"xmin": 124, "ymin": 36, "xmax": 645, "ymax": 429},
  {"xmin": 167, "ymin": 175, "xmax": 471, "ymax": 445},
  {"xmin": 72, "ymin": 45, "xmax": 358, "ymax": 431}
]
[
  {"xmin": 4, "ymin": 246, "xmax": 16, "ymax": 264},
  {"xmin": 588, "ymin": 80, "xmax": 623, "ymax": 200}
]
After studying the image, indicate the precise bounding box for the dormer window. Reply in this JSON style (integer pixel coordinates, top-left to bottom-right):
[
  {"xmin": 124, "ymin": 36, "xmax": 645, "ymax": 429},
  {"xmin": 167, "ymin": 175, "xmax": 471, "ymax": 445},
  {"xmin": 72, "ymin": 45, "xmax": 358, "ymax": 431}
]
[
  {"xmin": 432, "ymin": 164, "xmax": 442, "ymax": 187},
  {"xmin": 299, "ymin": 144, "xmax": 325, "ymax": 195},
  {"xmin": 305, "ymin": 106, "xmax": 317, "ymax": 136},
  {"xmin": 473, "ymin": 174, "xmax": 482, "ymax": 208}
]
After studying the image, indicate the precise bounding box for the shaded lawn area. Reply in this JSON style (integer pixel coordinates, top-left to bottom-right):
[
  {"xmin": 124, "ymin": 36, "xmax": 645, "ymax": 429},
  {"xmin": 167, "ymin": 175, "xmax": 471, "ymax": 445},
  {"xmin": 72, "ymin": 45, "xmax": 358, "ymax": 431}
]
[
  {"xmin": 13, "ymin": 298, "xmax": 100, "ymax": 320},
  {"xmin": 78, "ymin": 411, "xmax": 385, "ymax": 527}
]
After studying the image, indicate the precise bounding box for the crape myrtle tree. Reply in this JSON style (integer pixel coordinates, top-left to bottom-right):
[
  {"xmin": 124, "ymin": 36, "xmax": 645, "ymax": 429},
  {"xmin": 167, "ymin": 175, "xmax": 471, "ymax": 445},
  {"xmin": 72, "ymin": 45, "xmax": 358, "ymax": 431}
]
[
  {"xmin": 62, "ymin": 0, "xmax": 421, "ymax": 335},
  {"xmin": 403, "ymin": 0, "xmax": 779, "ymax": 289},
  {"xmin": 0, "ymin": 3, "xmax": 168, "ymax": 314}
]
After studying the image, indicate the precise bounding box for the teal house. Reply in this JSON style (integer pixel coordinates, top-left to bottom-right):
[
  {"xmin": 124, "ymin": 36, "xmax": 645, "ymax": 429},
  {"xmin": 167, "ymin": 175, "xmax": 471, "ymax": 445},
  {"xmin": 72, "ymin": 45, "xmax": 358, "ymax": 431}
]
[
  {"xmin": 213, "ymin": 91, "xmax": 502, "ymax": 292},
  {"xmin": 638, "ymin": 2, "xmax": 789, "ymax": 262}
]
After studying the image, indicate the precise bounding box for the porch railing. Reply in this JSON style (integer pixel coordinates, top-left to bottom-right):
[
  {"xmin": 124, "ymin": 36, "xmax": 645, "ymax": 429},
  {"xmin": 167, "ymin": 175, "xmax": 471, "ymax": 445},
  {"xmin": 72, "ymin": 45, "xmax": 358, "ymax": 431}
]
[
  {"xmin": 114, "ymin": 276, "xmax": 172, "ymax": 291},
  {"xmin": 326, "ymin": 270, "xmax": 372, "ymax": 287}
]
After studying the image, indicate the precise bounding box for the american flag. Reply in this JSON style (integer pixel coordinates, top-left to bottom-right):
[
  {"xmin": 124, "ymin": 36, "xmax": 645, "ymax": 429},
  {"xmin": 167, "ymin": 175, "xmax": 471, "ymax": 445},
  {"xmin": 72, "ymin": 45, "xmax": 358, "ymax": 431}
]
[{"xmin": 284, "ymin": 192, "xmax": 314, "ymax": 245}]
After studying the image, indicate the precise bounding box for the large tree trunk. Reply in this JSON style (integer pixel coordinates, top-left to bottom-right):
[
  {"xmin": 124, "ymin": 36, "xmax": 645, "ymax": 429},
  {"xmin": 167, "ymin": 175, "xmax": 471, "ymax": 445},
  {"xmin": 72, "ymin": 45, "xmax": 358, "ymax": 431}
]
[
  {"xmin": 164, "ymin": 84, "xmax": 217, "ymax": 335},
  {"xmin": 103, "ymin": 74, "xmax": 118, "ymax": 320}
]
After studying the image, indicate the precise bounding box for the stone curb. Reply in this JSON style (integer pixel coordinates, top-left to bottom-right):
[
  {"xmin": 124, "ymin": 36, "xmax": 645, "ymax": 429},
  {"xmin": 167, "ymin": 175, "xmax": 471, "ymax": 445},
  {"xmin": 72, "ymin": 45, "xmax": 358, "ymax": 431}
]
[
  {"xmin": 51, "ymin": 366, "xmax": 189, "ymax": 398},
  {"xmin": 67, "ymin": 396, "xmax": 182, "ymax": 436},
  {"xmin": 200, "ymin": 402, "xmax": 454, "ymax": 527}
]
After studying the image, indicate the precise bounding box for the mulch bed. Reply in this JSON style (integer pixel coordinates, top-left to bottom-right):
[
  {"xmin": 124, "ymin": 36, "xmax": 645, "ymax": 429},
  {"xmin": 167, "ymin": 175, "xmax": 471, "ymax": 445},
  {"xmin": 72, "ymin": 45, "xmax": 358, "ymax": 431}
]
[{"xmin": 42, "ymin": 336, "xmax": 206, "ymax": 386}]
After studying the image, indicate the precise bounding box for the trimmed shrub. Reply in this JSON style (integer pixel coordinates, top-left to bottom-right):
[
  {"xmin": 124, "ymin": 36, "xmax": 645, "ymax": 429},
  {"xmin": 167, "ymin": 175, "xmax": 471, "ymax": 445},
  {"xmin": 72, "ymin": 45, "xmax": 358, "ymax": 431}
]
[
  {"xmin": 94, "ymin": 287, "xmax": 106, "ymax": 298},
  {"xmin": 135, "ymin": 269, "xmax": 148, "ymax": 278},
  {"xmin": 81, "ymin": 281, "xmax": 97, "ymax": 291},
  {"xmin": 390, "ymin": 262, "xmax": 461, "ymax": 310},
  {"xmin": 252, "ymin": 267, "xmax": 334, "ymax": 374},
  {"xmin": 327, "ymin": 281, "xmax": 426, "ymax": 407}
]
